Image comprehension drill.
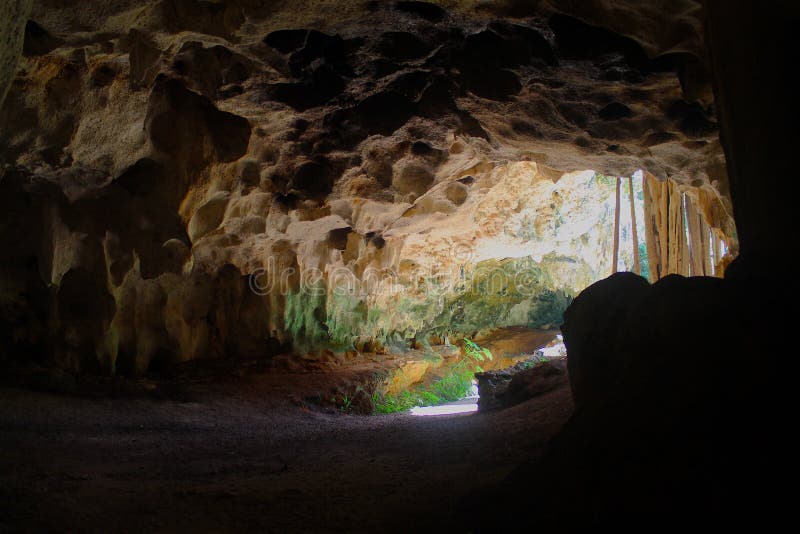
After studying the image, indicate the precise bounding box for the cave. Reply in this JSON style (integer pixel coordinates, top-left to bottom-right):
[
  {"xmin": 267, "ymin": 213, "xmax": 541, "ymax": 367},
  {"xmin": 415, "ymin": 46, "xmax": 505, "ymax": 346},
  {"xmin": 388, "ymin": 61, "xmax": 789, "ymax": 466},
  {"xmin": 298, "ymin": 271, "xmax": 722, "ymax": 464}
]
[{"xmin": 0, "ymin": 1, "xmax": 794, "ymax": 532}]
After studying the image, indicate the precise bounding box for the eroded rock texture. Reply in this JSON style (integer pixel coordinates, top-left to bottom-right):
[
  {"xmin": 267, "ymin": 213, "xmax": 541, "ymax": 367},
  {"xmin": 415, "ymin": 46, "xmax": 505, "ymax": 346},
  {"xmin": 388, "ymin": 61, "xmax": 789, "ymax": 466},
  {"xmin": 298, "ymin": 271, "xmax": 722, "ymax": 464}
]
[{"xmin": 0, "ymin": 0, "xmax": 734, "ymax": 373}]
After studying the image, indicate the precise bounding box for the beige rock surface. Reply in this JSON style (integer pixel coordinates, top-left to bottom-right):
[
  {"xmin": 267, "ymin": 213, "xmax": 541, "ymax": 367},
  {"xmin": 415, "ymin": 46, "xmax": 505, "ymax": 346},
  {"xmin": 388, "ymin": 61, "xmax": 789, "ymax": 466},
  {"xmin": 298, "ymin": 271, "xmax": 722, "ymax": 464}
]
[{"xmin": 0, "ymin": 0, "xmax": 735, "ymax": 373}]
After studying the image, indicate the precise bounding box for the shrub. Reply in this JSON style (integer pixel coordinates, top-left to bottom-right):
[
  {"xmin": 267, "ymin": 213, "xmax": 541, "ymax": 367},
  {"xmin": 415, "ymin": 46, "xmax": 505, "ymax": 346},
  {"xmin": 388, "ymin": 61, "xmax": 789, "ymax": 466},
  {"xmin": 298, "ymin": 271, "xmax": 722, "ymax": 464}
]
[{"xmin": 372, "ymin": 340, "xmax": 492, "ymax": 414}]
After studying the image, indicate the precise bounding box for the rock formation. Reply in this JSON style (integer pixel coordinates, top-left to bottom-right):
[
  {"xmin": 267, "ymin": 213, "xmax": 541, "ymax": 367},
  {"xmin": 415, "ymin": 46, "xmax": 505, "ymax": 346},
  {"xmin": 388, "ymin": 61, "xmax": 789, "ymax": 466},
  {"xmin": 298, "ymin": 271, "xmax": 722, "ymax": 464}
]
[
  {"xmin": 465, "ymin": 0, "xmax": 797, "ymax": 529},
  {"xmin": 1, "ymin": 0, "xmax": 736, "ymax": 374},
  {"xmin": 469, "ymin": 269, "xmax": 781, "ymax": 531},
  {"xmin": 0, "ymin": 0, "xmax": 31, "ymax": 107},
  {"xmin": 476, "ymin": 356, "xmax": 567, "ymax": 412},
  {"xmin": 1, "ymin": 1, "xmax": 795, "ymax": 530},
  {"xmin": 561, "ymin": 271, "xmax": 649, "ymax": 407}
]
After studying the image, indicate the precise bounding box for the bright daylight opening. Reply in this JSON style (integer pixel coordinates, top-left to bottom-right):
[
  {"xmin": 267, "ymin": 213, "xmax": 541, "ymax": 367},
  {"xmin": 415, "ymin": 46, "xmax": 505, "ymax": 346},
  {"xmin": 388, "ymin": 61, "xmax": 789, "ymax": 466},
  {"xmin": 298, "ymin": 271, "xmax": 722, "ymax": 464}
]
[{"xmin": 366, "ymin": 164, "xmax": 735, "ymax": 417}]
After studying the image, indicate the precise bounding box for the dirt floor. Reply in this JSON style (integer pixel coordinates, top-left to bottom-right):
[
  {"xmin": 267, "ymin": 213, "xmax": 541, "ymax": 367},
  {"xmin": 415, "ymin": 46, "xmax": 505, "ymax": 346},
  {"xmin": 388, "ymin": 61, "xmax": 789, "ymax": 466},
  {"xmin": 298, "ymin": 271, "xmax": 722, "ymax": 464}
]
[{"xmin": 0, "ymin": 364, "xmax": 573, "ymax": 533}]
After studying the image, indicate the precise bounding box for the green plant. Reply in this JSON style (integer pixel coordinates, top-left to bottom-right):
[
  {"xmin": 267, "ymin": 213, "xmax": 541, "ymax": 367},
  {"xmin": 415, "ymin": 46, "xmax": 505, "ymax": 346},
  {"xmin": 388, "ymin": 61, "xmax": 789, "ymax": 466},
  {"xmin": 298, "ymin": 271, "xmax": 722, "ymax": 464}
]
[
  {"xmin": 463, "ymin": 339, "xmax": 492, "ymax": 364},
  {"xmin": 520, "ymin": 354, "xmax": 549, "ymax": 369},
  {"xmin": 372, "ymin": 390, "xmax": 419, "ymax": 414},
  {"xmin": 339, "ymin": 394, "xmax": 352, "ymax": 413},
  {"xmin": 429, "ymin": 368, "xmax": 473, "ymax": 401},
  {"xmin": 372, "ymin": 340, "xmax": 492, "ymax": 414}
]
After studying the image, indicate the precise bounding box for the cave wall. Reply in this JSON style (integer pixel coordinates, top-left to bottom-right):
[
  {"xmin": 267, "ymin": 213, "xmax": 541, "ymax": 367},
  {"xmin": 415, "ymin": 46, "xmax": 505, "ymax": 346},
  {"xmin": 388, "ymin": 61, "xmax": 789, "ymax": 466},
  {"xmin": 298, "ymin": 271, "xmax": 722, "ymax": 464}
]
[
  {"xmin": 0, "ymin": 0, "xmax": 31, "ymax": 106},
  {"xmin": 0, "ymin": 0, "xmax": 736, "ymax": 373},
  {"xmin": 471, "ymin": 2, "xmax": 796, "ymax": 527},
  {"xmin": 705, "ymin": 0, "xmax": 799, "ymax": 270}
]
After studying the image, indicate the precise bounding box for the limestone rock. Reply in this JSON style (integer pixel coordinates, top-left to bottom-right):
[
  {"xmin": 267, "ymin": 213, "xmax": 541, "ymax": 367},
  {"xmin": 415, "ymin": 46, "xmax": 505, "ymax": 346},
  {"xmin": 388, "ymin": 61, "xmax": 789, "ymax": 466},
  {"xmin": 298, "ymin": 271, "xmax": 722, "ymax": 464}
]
[
  {"xmin": 188, "ymin": 191, "xmax": 230, "ymax": 243},
  {"xmin": 0, "ymin": 0, "xmax": 738, "ymax": 374},
  {"xmin": 562, "ymin": 271, "xmax": 650, "ymax": 407},
  {"xmin": 476, "ymin": 356, "xmax": 567, "ymax": 411},
  {"xmin": 472, "ymin": 268, "xmax": 782, "ymax": 531}
]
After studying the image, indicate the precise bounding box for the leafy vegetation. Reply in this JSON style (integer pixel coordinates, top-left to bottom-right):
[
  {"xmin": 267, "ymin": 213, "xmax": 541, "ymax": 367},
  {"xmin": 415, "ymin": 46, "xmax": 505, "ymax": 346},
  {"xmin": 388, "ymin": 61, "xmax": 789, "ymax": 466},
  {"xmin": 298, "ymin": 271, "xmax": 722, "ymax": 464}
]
[
  {"xmin": 372, "ymin": 339, "xmax": 492, "ymax": 414},
  {"xmin": 520, "ymin": 353, "xmax": 550, "ymax": 369},
  {"xmin": 594, "ymin": 172, "xmax": 618, "ymax": 187},
  {"xmin": 372, "ymin": 390, "xmax": 419, "ymax": 414},
  {"xmin": 338, "ymin": 394, "xmax": 353, "ymax": 413},
  {"xmin": 463, "ymin": 339, "xmax": 492, "ymax": 362}
]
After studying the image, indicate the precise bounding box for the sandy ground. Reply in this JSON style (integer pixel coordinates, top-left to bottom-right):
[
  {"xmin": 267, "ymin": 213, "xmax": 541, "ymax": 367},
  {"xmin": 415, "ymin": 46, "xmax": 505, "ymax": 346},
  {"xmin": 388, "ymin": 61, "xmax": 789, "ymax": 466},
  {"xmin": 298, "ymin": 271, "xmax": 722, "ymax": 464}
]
[{"xmin": 0, "ymin": 369, "xmax": 573, "ymax": 533}]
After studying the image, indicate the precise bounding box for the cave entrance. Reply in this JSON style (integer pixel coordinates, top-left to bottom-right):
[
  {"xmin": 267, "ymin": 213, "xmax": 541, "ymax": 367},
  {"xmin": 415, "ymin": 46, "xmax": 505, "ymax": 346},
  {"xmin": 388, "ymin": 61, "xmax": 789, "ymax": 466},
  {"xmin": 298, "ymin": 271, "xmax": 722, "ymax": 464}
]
[
  {"xmin": 409, "ymin": 383, "xmax": 479, "ymax": 416},
  {"xmin": 366, "ymin": 165, "xmax": 735, "ymax": 416}
]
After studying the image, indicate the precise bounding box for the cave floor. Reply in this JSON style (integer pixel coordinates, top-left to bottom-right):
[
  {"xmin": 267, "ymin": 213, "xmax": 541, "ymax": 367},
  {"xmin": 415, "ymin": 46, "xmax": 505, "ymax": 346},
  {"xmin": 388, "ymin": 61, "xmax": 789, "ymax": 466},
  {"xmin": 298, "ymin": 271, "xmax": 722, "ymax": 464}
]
[{"xmin": 0, "ymin": 368, "xmax": 573, "ymax": 533}]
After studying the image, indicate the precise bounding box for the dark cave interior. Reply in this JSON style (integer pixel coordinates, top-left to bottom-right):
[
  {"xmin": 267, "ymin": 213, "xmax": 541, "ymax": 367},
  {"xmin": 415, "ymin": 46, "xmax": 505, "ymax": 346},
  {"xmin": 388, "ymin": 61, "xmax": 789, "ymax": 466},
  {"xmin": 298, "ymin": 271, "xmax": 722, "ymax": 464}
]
[{"xmin": 0, "ymin": 0, "xmax": 796, "ymax": 532}]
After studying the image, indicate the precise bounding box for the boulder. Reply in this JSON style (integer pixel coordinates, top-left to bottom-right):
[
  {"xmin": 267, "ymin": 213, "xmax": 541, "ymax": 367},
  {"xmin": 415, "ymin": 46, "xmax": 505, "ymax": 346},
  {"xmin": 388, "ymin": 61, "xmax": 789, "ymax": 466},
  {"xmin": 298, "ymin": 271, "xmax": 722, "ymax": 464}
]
[
  {"xmin": 476, "ymin": 356, "xmax": 567, "ymax": 412},
  {"xmin": 471, "ymin": 272, "xmax": 781, "ymax": 531},
  {"xmin": 561, "ymin": 271, "xmax": 649, "ymax": 407}
]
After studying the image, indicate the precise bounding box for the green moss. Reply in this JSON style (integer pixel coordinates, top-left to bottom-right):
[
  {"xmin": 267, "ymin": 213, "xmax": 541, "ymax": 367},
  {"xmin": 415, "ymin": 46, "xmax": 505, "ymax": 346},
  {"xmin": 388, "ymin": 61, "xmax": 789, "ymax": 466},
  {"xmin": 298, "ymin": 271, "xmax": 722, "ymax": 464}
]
[
  {"xmin": 284, "ymin": 256, "xmax": 577, "ymax": 352},
  {"xmin": 325, "ymin": 291, "xmax": 367, "ymax": 348},
  {"xmin": 284, "ymin": 285, "xmax": 328, "ymax": 347},
  {"xmin": 362, "ymin": 295, "xmax": 442, "ymax": 349},
  {"xmin": 420, "ymin": 256, "xmax": 574, "ymax": 336},
  {"xmin": 526, "ymin": 286, "xmax": 573, "ymax": 327}
]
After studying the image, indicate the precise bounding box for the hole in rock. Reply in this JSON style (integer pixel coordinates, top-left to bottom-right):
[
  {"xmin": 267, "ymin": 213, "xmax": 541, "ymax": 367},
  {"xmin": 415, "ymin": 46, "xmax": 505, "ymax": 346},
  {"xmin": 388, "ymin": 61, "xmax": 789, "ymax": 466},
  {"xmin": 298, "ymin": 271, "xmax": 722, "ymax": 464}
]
[{"xmin": 312, "ymin": 166, "xmax": 735, "ymax": 417}]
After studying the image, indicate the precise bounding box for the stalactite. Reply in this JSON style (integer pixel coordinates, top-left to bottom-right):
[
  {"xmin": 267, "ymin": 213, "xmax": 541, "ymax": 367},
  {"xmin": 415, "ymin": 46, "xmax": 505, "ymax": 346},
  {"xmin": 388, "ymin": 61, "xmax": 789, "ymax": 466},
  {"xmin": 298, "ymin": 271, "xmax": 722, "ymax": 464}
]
[
  {"xmin": 680, "ymin": 192, "xmax": 691, "ymax": 276},
  {"xmin": 712, "ymin": 231, "xmax": 723, "ymax": 275},
  {"xmin": 667, "ymin": 181, "xmax": 681, "ymax": 275},
  {"xmin": 701, "ymin": 215, "xmax": 713, "ymax": 276},
  {"xmin": 686, "ymin": 193, "xmax": 705, "ymax": 276},
  {"xmin": 659, "ymin": 180, "xmax": 669, "ymax": 279},
  {"xmin": 612, "ymin": 176, "xmax": 621, "ymax": 274},
  {"xmin": 641, "ymin": 175, "xmax": 736, "ymax": 280},
  {"xmin": 684, "ymin": 193, "xmax": 695, "ymax": 275},
  {"xmin": 643, "ymin": 173, "xmax": 660, "ymax": 281},
  {"xmin": 628, "ymin": 176, "xmax": 640, "ymax": 275}
]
